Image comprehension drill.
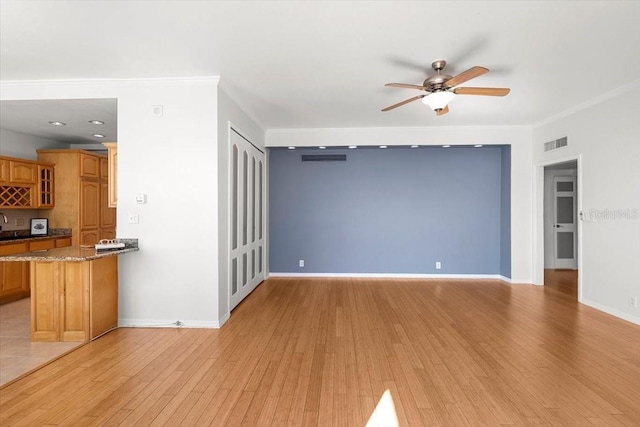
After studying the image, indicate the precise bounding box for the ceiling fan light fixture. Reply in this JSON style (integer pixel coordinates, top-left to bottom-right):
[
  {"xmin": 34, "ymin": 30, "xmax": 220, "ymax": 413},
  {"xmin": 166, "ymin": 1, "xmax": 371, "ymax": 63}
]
[{"xmin": 422, "ymin": 91, "xmax": 455, "ymax": 111}]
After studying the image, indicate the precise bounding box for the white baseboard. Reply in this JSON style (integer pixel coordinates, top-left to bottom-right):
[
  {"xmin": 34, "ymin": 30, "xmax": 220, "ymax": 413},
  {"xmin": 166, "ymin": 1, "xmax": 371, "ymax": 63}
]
[
  {"xmin": 269, "ymin": 272, "xmax": 510, "ymax": 280},
  {"xmin": 118, "ymin": 318, "xmax": 220, "ymax": 329},
  {"xmin": 580, "ymin": 298, "xmax": 640, "ymax": 326},
  {"xmin": 217, "ymin": 311, "xmax": 230, "ymax": 328}
]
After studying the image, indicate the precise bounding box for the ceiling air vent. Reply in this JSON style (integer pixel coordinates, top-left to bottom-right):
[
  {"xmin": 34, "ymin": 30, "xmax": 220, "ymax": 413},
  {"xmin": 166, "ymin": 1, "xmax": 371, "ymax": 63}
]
[
  {"xmin": 544, "ymin": 136, "xmax": 568, "ymax": 152},
  {"xmin": 301, "ymin": 154, "xmax": 347, "ymax": 162}
]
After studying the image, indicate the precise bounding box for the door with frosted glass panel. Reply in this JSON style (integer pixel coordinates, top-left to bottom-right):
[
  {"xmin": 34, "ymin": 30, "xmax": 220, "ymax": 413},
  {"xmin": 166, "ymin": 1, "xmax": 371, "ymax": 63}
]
[
  {"xmin": 229, "ymin": 129, "xmax": 266, "ymax": 310},
  {"xmin": 553, "ymin": 176, "xmax": 577, "ymax": 269}
]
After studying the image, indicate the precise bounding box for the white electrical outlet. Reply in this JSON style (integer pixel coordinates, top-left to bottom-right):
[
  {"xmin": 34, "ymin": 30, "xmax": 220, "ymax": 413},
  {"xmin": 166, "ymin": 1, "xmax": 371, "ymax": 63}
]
[
  {"xmin": 435, "ymin": 261, "xmax": 441, "ymax": 270},
  {"xmin": 299, "ymin": 259, "xmax": 305, "ymax": 268},
  {"xmin": 128, "ymin": 213, "xmax": 139, "ymax": 224},
  {"xmin": 631, "ymin": 296, "xmax": 638, "ymax": 309}
]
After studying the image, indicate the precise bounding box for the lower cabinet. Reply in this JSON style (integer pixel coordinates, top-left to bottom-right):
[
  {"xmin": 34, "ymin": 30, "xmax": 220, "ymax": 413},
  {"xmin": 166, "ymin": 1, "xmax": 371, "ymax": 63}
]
[
  {"xmin": 0, "ymin": 262, "xmax": 29, "ymax": 304},
  {"xmin": 30, "ymin": 256, "xmax": 118, "ymax": 342},
  {"xmin": 0, "ymin": 237, "xmax": 72, "ymax": 304}
]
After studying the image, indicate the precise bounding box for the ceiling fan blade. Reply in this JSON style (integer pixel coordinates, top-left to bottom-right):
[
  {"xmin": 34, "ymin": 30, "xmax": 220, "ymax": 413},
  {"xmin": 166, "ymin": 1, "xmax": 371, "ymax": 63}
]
[
  {"xmin": 436, "ymin": 105, "xmax": 449, "ymax": 116},
  {"xmin": 381, "ymin": 95, "xmax": 424, "ymax": 112},
  {"xmin": 385, "ymin": 83, "xmax": 427, "ymax": 90},
  {"xmin": 444, "ymin": 66, "xmax": 489, "ymax": 88},
  {"xmin": 453, "ymin": 87, "xmax": 511, "ymax": 96}
]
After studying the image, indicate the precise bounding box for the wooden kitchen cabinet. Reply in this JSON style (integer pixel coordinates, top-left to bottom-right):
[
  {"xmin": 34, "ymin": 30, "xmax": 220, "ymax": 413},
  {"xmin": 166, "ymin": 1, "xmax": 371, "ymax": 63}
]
[
  {"xmin": 103, "ymin": 143, "xmax": 117, "ymax": 207},
  {"xmin": 38, "ymin": 164, "xmax": 55, "ymax": 208},
  {"xmin": 80, "ymin": 153, "xmax": 100, "ymax": 178},
  {"xmin": 0, "ymin": 159, "xmax": 8, "ymax": 183},
  {"xmin": 80, "ymin": 180, "xmax": 100, "ymax": 229},
  {"xmin": 37, "ymin": 150, "xmax": 115, "ymax": 246},
  {"xmin": 0, "ymin": 236, "xmax": 71, "ymax": 304},
  {"xmin": 30, "ymin": 256, "xmax": 118, "ymax": 342},
  {"xmin": 0, "ymin": 155, "xmax": 55, "ymax": 209},
  {"xmin": 1, "ymin": 261, "xmax": 29, "ymax": 300},
  {"xmin": 0, "ymin": 243, "xmax": 29, "ymax": 304},
  {"xmin": 9, "ymin": 160, "xmax": 36, "ymax": 184}
]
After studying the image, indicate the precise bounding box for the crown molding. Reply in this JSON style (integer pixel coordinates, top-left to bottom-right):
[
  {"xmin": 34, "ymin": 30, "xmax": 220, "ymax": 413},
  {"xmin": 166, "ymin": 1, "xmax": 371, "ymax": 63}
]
[
  {"xmin": 0, "ymin": 76, "xmax": 220, "ymax": 89},
  {"xmin": 533, "ymin": 79, "xmax": 640, "ymax": 128}
]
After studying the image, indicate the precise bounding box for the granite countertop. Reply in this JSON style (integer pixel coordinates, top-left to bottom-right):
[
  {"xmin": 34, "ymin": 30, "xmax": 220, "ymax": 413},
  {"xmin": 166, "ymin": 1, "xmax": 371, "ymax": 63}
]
[
  {"xmin": 0, "ymin": 228, "xmax": 72, "ymax": 244},
  {"xmin": 0, "ymin": 239, "xmax": 139, "ymax": 261}
]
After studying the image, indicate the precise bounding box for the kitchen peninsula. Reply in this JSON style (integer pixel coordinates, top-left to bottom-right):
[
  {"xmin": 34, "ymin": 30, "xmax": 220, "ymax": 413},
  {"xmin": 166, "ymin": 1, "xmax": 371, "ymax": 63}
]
[{"xmin": 0, "ymin": 240, "xmax": 138, "ymax": 342}]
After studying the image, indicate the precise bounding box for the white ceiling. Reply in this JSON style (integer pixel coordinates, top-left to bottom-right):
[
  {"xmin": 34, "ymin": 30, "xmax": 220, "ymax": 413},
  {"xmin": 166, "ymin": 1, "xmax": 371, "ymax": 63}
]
[
  {"xmin": 0, "ymin": 99, "xmax": 117, "ymax": 145},
  {"xmin": 1, "ymin": 1, "xmax": 639, "ymax": 134}
]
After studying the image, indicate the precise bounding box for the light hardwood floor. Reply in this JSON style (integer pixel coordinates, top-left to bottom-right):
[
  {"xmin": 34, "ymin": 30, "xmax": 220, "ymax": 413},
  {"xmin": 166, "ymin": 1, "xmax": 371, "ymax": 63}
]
[{"xmin": 1, "ymin": 272, "xmax": 639, "ymax": 426}]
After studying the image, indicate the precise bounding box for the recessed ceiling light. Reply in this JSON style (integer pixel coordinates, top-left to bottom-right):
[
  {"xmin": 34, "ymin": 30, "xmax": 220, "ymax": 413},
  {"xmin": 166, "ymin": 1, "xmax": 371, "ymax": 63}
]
[
  {"xmin": 379, "ymin": 145, "xmax": 387, "ymax": 149},
  {"xmin": 288, "ymin": 146, "xmax": 295, "ymax": 150},
  {"xmin": 88, "ymin": 120, "xmax": 105, "ymax": 125},
  {"xmin": 48, "ymin": 121, "xmax": 66, "ymax": 126},
  {"xmin": 319, "ymin": 146, "xmax": 326, "ymax": 149},
  {"xmin": 348, "ymin": 145, "xmax": 357, "ymax": 149},
  {"xmin": 411, "ymin": 145, "xmax": 419, "ymax": 148},
  {"xmin": 93, "ymin": 134, "xmax": 105, "ymax": 138},
  {"xmin": 474, "ymin": 144, "xmax": 483, "ymax": 148},
  {"xmin": 442, "ymin": 145, "xmax": 451, "ymax": 148}
]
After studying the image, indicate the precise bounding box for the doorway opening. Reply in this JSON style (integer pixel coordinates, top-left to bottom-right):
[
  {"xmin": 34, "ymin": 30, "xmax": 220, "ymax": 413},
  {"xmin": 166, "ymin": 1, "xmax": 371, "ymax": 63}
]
[{"xmin": 541, "ymin": 159, "xmax": 580, "ymax": 299}]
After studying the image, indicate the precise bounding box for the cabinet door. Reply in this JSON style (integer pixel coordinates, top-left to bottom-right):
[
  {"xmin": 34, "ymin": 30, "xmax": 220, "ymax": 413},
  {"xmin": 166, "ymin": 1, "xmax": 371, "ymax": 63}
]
[
  {"xmin": 1, "ymin": 262, "xmax": 28, "ymax": 291},
  {"xmin": 9, "ymin": 161, "xmax": 37, "ymax": 184},
  {"xmin": 0, "ymin": 159, "xmax": 8, "ymax": 183},
  {"xmin": 100, "ymin": 157, "xmax": 109, "ymax": 180},
  {"xmin": 100, "ymin": 229, "xmax": 116, "ymax": 240},
  {"xmin": 80, "ymin": 154, "xmax": 100, "ymax": 178},
  {"xmin": 31, "ymin": 262, "xmax": 60, "ymax": 341},
  {"xmin": 38, "ymin": 165, "xmax": 55, "ymax": 208},
  {"xmin": 80, "ymin": 230, "xmax": 100, "ymax": 246},
  {"xmin": 100, "ymin": 182, "xmax": 116, "ymax": 228},
  {"xmin": 80, "ymin": 180, "xmax": 100, "ymax": 229},
  {"xmin": 55, "ymin": 237, "xmax": 72, "ymax": 248}
]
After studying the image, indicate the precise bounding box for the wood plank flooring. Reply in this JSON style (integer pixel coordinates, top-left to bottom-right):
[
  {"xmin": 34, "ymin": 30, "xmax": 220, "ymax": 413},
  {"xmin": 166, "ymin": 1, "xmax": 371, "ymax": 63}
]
[{"xmin": 1, "ymin": 272, "xmax": 639, "ymax": 426}]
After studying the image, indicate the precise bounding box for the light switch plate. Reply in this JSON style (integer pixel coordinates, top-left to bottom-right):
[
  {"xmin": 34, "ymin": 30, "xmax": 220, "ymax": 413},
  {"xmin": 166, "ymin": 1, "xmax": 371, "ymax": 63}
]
[{"xmin": 135, "ymin": 194, "xmax": 147, "ymax": 204}]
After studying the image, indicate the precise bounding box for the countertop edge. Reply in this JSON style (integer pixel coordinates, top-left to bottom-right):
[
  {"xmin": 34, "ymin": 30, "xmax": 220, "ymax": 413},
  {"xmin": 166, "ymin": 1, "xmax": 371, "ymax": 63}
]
[{"xmin": 0, "ymin": 239, "xmax": 139, "ymax": 261}]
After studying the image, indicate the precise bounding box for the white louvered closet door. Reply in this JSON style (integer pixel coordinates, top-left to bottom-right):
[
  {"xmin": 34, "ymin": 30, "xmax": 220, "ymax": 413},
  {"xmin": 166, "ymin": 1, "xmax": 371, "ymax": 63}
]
[{"xmin": 229, "ymin": 129, "xmax": 266, "ymax": 310}]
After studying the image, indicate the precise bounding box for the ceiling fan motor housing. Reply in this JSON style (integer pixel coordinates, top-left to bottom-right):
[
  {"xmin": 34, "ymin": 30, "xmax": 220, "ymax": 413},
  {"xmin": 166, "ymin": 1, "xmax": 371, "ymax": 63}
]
[{"xmin": 424, "ymin": 74, "xmax": 452, "ymax": 91}]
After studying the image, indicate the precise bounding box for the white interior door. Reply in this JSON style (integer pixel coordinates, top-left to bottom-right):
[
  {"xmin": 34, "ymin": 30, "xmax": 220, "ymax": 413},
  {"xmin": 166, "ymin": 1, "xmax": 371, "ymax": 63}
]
[
  {"xmin": 230, "ymin": 129, "xmax": 266, "ymax": 310},
  {"xmin": 553, "ymin": 176, "xmax": 577, "ymax": 269}
]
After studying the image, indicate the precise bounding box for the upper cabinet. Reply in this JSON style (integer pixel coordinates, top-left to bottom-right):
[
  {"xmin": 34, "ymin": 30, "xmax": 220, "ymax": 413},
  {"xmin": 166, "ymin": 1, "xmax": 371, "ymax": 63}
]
[
  {"xmin": 9, "ymin": 160, "xmax": 36, "ymax": 184},
  {"xmin": 103, "ymin": 143, "xmax": 117, "ymax": 207},
  {"xmin": 37, "ymin": 149, "xmax": 115, "ymax": 246},
  {"xmin": 0, "ymin": 155, "xmax": 55, "ymax": 209}
]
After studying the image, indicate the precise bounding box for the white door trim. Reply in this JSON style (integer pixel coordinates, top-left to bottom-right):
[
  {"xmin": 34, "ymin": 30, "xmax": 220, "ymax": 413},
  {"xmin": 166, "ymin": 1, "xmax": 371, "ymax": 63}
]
[{"xmin": 533, "ymin": 154, "xmax": 583, "ymax": 301}]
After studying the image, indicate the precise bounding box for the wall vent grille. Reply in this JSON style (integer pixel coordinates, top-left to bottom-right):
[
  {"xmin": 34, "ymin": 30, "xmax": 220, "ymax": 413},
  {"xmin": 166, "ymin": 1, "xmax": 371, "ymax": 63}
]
[
  {"xmin": 544, "ymin": 136, "xmax": 568, "ymax": 152},
  {"xmin": 301, "ymin": 154, "xmax": 347, "ymax": 162}
]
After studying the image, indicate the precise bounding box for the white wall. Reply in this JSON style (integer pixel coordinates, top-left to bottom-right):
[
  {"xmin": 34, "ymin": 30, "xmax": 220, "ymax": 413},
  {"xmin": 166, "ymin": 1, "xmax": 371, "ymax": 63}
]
[
  {"xmin": 543, "ymin": 167, "xmax": 577, "ymax": 268},
  {"xmin": 267, "ymin": 125, "xmax": 534, "ymax": 283},
  {"xmin": 217, "ymin": 85, "xmax": 265, "ymax": 324},
  {"xmin": 533, "ymin": 83, "xmax": 640, "ymax": 324},
  {"xmin": 1, "ymin": 77, "xmax": 222, "ymax": 327},
  {"xmin": 0, "ymin": 127, "xmax": 68, "ymax": 159}
]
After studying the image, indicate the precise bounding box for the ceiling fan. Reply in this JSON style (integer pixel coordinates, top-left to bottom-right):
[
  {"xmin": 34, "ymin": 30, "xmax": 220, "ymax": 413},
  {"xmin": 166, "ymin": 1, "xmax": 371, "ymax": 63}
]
[{"xmin": 382, "ymin": 60, "xmax": 510, "ymax": 116}]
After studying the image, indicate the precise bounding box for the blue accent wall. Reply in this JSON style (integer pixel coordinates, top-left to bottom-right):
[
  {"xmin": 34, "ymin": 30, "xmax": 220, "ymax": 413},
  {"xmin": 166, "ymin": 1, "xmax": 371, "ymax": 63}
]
[
  {"xmin": 269, "ymin": 146, "xmax": 511, "ymax": 275},
  {"xmin": 500, "ymin": 146, "xmax": 512, "ymax": 278}
]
